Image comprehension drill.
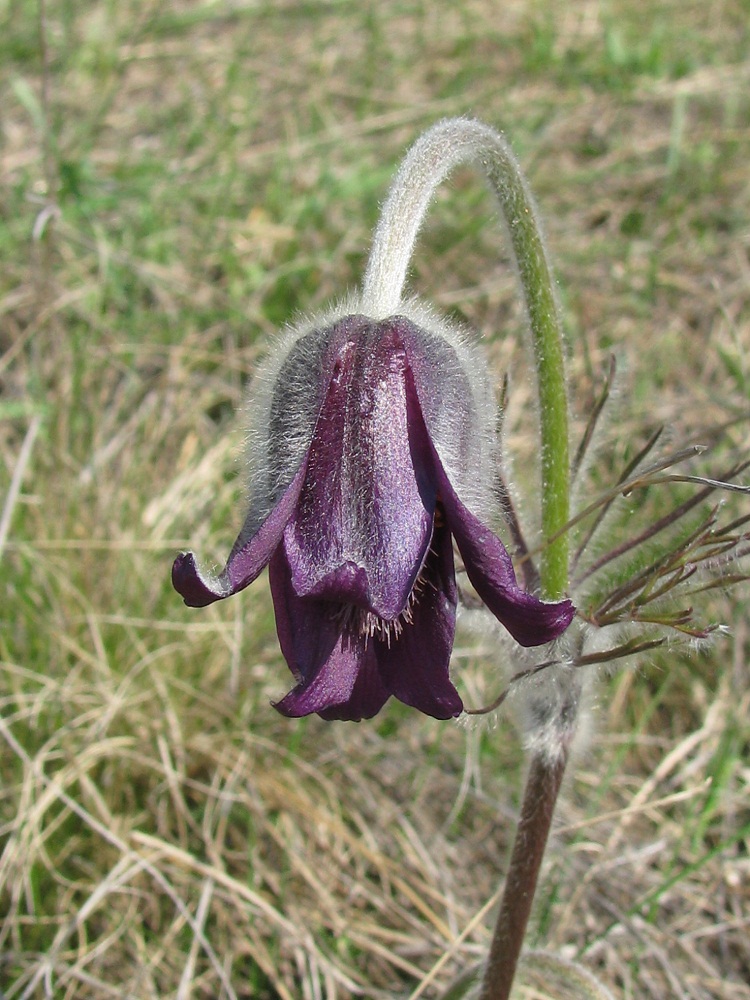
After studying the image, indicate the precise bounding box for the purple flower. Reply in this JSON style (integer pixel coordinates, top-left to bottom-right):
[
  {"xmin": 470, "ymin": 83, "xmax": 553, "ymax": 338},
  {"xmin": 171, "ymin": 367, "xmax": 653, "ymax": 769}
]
[{"xmin": 173, "ymin": 313, "xmax": 575, "ymax": 721}]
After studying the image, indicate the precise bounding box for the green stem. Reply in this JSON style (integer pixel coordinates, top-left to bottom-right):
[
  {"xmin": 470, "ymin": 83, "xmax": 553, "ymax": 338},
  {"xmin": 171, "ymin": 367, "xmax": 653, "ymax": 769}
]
[{"xmin": 483, "ymin": 156, "xmax": 569, "ymax": 600}]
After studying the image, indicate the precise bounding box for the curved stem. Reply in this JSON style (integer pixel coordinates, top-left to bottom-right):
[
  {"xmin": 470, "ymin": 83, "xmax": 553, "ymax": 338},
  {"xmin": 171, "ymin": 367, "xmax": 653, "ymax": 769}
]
[{"xmin": 363, "ymin": 118, "xmax": 569, "ymax": 598}]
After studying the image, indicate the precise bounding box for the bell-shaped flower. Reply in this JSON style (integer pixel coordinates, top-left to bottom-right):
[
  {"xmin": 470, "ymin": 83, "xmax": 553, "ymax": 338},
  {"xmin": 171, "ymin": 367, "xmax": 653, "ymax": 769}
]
[{"xmin": 173, "ymin": 308, "xmax": 574, "ymax": 721}]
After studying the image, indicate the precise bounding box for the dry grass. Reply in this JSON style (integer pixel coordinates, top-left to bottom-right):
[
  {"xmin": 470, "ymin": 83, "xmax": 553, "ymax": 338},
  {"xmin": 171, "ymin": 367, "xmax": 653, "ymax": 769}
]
[{"xmin": 1, "ymin": 0, "xmax": 749, "ymax": 997}]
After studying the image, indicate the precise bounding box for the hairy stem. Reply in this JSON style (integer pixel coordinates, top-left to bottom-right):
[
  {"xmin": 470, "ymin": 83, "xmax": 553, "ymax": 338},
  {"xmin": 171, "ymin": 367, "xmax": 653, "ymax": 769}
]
[
  {"xmin": 478, "ymin": 748, "xmax": 569, "ymax": 1000},
  {"xmin": 363, "ymin": 117, "xmax": 570, "ymax": 599}
]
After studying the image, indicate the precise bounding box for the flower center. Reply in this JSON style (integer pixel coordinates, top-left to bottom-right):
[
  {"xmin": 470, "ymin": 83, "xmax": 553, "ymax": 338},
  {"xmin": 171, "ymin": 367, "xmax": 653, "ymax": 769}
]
[{"xmin": 332, "ymin": 533, "xmax": 439, "ymax": 648}]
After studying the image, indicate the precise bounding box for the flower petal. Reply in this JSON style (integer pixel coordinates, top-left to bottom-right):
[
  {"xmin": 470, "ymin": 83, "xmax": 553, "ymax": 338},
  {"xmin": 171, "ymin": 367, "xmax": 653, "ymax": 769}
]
[
  {"xmin": 394, "ymin": 314, "xmax": 495, "ymax": 500},
  {"xmin": 436, "ymin": 463, "xmax": 575, "ymax": 645},
  {"xmin": 375, "ymin": 522, "xmax": 463, "ymax": 719},
  {"xmin": 317, "ymin": 649, "xmax": 391, "ymax": 722},
  {"xmin": 392, "ymin": 337, "xmax": 574, "ymax": 647},
  {"xmin": 172, "ymin": 460, "xmax": 308, "ymax": 608},
  {"xmin": 172, "ymin": 315, "xmax": 365, "ymax": 611},
  {"xmin": 269, "ymin": 548, "xmax": 390, "ymax": 721},
  {"xmin": 272, "ymin": 637, "xmax": 387, "ymax": 720},
  {"xmin": 284, "ymin": 322, "xmax": 435, "ymax": 619}
]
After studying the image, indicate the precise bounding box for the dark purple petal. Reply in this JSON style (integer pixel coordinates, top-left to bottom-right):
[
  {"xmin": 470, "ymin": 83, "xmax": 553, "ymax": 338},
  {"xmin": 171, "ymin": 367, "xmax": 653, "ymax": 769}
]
[
  {"xmin": 436, "ymin": 463, "xmax": 575, "ymax": 645},
  {"xmin": 269, "ymin": 548, "xmax": 390, "ymax": 721},
  {"xmin": 272, "ymin": 636, "xmax": 388, "ymax": 720},
  {"xmin": 172, "ymin": 460, "xmax": 308, "ymax": 608},
  {"xmin": 268, "ymin": 547, "xmax": 340, "ymax": 684},
  {"xmin": 264, "ymin": 315, "xmax": 369, "ymax": 501},
  {"xmin": 172, "ymin": 315, "xmax": 368, "ymax": 612},
  {"xmin": 392, "ymin": 314, "xmax": 488, "ymax": 486},
  {"xmin": 316, "ymin": 650, "xmax": 391, "ymax": 722},
  {"xmin": 375, "ymin": 522, "xmax": 462, "ymax": 719},
  {"xmin": 391, "ymin": 318, "xmax": 575, "ymax": 647},
  {"xmin": 283, "ymin": 323, "xmax": 435, "ymax": 620}
]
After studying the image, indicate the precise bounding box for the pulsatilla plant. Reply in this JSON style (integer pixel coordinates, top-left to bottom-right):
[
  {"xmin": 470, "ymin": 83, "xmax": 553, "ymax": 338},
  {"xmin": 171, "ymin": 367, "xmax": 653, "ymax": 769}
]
[{"xmin": 174, "ymin": 119, "xmax": 749, "ymax": 1000}]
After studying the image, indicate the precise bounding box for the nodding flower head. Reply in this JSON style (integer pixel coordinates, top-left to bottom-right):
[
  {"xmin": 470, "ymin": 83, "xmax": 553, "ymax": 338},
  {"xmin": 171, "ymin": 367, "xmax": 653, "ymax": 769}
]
[
  {"xmin": 174, "ymin": 118, "xmax": 578, "ymax": 721},
  {"xmin": 173, "ymin": 306, "xmax": 574, "ymax": 720}
]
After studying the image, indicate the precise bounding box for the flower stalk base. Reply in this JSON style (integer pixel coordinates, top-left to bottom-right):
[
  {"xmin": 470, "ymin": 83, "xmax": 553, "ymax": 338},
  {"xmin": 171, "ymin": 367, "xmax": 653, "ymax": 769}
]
[{"xmin": 478, "ymin": 744, "xmax": 570, "ymax": 1000}]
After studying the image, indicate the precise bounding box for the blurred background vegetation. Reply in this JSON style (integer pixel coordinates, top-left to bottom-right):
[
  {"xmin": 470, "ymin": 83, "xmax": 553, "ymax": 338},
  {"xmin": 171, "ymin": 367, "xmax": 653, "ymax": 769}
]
[{"xmin": 1, "ymin": 0, "xmax": 749, "ymax": 997}]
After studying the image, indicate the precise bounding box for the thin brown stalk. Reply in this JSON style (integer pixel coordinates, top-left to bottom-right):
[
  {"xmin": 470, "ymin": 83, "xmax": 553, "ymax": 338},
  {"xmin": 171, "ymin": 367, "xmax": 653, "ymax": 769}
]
[{"xmin": 478, "ymin": 747, "xmax": 569, "ymax": 1000}]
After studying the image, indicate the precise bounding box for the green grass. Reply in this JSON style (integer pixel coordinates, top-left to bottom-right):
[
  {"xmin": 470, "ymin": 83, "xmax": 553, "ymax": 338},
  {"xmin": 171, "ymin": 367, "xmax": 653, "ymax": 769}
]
[{"xmin": 1, "ymin": 0, "xmax": 749, "ymax": 997}]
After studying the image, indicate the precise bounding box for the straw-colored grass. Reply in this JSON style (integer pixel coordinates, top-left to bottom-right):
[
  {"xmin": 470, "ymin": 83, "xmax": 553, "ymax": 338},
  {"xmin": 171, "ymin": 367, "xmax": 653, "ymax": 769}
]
[{"xmin": 1, "ymin": 0, "xmax": 749, "ymax": 997}]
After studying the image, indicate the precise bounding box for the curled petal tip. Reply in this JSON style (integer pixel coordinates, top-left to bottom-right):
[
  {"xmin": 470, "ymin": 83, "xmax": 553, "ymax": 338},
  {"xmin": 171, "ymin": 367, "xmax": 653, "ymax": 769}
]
[
  {"xmin": 526, "ymin": 597, "xmax": 576, "ymax": 647},
  {"xmin": 172, "ymin": 552, "xmax": 227, "ymax": 608},
  {"xmin": 172, "ymin": 461, "xmax": 308, "ymax": 610},
  {"xmin": 559, "ymin": 598, "xmax": 576, "ymax": 628},
  {"xmin": 487, "ymin": 590, "xmax": 576, "ymax": 648}
]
